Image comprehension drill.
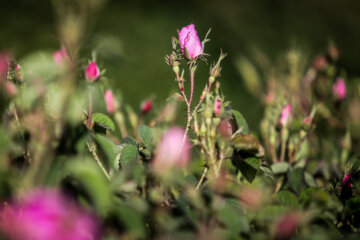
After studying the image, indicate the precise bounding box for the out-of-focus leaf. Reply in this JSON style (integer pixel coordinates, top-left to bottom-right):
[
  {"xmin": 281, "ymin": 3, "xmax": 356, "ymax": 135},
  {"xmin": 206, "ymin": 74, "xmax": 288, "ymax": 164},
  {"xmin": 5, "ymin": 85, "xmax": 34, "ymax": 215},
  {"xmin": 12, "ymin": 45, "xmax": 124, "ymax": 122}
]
[
  {"xmin": 231, "ymin": 110, "xmax": 249, "ymax": 134},
  {"xmin": 93, "ymin": 134, "xmax": 122, "ymax": 169},
  {"xmin": 232, "ymin": 154, "xmax": 261, "ymax": 183},
  {"xmin": 271, "ymin": 162, "xmax": 290, "ymax": 175},
  {"xmin": 92, "ymin": 113, "xmax": 115, "ymax": 131},
  {"xmin": 260, "ymin": 163, "xmax": 275, "ymax": 181},
  {"xmin": 218, "ymin": 202, "xmax": 250, "ymax": 234},
  {"xmin": 22, "ymin": 52, "xmax": 60, "ymax": 82},
  {"xmin": 275, "ymin": 191, "xmax": 299, "ymax": 208},
  {"xmin": 236, "ymin": 57, "xmax": 263, "ymax": 97},
  {"xmin": 138, "ymin": 125, "xmax": 153, "ymax": 150},
  {"xmin": 120, "ymin": 144, "xmax": 138, "ymax": 165},
  {"xmin": 231, "ymin": 133, "xmax": 264, "ymax": 157},
  {"xmin": 288, "ymin": 167, "xmax": 303, "ymax": 193},
  {"xmin": 121, "ymin": 136, "xmax": 138, "ymax": 146},
  {"xmin": 115, "ymin": 203, "xmax": 145, "ymax": 238},
  {"xmin": 304, "ymin": 172, "xmax": 317, "ymax": 187}
]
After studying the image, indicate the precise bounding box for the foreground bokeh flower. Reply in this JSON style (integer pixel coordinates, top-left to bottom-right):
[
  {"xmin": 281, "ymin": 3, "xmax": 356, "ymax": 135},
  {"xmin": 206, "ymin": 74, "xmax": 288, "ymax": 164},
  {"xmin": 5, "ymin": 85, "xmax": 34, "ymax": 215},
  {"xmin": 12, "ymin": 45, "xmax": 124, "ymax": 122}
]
[
  {"xmin": 85, "ymin": 61, "xmax": 100, "ymax": 82},
  {"xmin": 152, "ymin": 127, "xmax": 190, "ymax": 172},
  {"xmin": 53, "ymin": 47, "xmax": 69, "ymax": 67},
  {"xmin": 104, "ymin": 89, "xmax": 115, "ymax": 113},
  {"xmin": 0, "ymin": 189, "xmax": 100, "ymax": 240},
  {"xmin": 332, "ymin": 77, "xmax": 346, "ymax": 100},
  {"xmin": 280, "ymin": 104, "xmax": 292, "ymax": 127},
  {"xmin": 0, "ymin": 52, "xmax": 9, "ymax": 80},
  {"xmin": 178, "ymin": 24, "xmax": 203, "ymax": 59},
  {"xmin": 273, "ymin": 212, "xmax": 301, "ymax": 240},
  {"xmin": 141, "ymin": 98, "xmax": 153, "ymax": 114}
]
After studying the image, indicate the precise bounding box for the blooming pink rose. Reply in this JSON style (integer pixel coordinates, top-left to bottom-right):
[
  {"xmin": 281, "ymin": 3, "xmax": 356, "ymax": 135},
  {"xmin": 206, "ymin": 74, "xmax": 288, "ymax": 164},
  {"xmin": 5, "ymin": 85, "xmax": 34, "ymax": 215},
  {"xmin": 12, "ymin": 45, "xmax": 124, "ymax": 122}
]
[
  {"xmin": 141, "ymin": 99, "xmax": 153, "ymax": 114},
  {"xmin": 178, "ymin": 24, "xmax": 203, "ymax": 59},
  {"xmin": 85, "ymin": 61, "xmax": 100, "ymax": 82},
  {"xmin": 0, "ymin": 189, "xmax": 100, "ymax": 240},
  {"xmin": 280, "ymin": 104, "xmax": 292, "ymax": 127},
  {"xmin": 152, "ymin": 127, "xmax": 191, "ymax": 172},
  {"xmin": 332, "ymin": 77, "xmax": 346, "ymax": 100},
  {"xmin": 104, "ymin": 89, "xmax": 115, "ymax": 113},
  {"xmin": 214, "ymin": 97, "xmax": 222, "ymax": 115}
]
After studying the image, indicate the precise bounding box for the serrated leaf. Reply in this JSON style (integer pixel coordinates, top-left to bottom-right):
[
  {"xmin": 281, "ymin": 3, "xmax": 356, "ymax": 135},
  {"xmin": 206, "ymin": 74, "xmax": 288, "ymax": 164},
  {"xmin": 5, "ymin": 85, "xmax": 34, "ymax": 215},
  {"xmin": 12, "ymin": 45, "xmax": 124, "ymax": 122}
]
[
  {"xmin": 231, "ymin": 133, "xmax": 264, "ymax": 157},
  {"xmin": 260, "ymin": 164, "xmax": 275, "ymax": 181},
  {"xmin": 271, "ymin": 162, "xmax": 290, "ymax": 175},
  {"xmin": 121, "ymin": 136, "xmax": 138, "ymax": 146},
  {"xmin": 92, "ymin": 113, "xmax": 115, "ymax": 131},
  {"xmin": 138, "ymin": 125, "xmax": 153, "ymax": 150},
  {"xmin": 120, "ymin": 144, "xmax": 138, "ymax": 165},
  {"xmin": 231, "ymin": 110, "xmax": 249, "ymax": 134}
]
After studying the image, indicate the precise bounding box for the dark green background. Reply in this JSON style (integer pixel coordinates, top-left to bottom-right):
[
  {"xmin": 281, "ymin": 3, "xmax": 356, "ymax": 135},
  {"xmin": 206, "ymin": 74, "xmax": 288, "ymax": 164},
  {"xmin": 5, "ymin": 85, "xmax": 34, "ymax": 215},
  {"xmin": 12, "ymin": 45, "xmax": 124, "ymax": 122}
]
[{"xmin": 2, "ymin": 0, "xmax": 360, "ymax": 131}]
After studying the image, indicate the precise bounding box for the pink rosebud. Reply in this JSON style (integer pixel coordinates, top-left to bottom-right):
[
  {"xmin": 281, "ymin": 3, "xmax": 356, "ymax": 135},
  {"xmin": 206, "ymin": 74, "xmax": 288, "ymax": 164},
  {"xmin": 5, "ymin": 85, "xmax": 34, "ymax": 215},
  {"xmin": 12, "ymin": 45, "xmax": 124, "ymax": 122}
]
[
  {"xmin": 5, "ymin": 81, "xmax": 17, "ymax": 97},
  {"xmin": 152, "ymin": 127, "xmax": 191, "ymax": 172},
  {"xmin": 0, "ymin": 189, "xmax": 100, "ymax": 240},
  {"xmin": 302, "ymin": 116, "xmax": 314, "ymax": 128},
  {"xmin": 217, "ymin": 119, "xmax": 234, "ymax": 139},
  {"xmin": 85, "ymin": 61, "xmax": 100, "ymax": 82},
  {"xmin": 53, "ymin": 47, "xmax": 69, "ymax": 67},
  {"xmin": 274, "ymin": 212, "xmax": 300, "ymax": 240},
  {"xmin": 141, "ymin": 99, "xmax": 153, "ymax": 114},
  {"xmin": 340, "ymin": 173, "xmax": 353, "ymax": 201},
  {"xmin": 280, "ymin": 104, "xmax": 292, "ymax": 127},
  {"xmin": 178, "ymin": 24, "xmax": 203, "ymax": 59},
  {"xmin": 214, "ymin": 97, "xmax": 221, "ymax": 115},
  {"xmin": 332, "ymin": 77, "xmax": 346, "ymax": 100},
  {"xmin": 104, "ymin": 89, "xmax": 115, "ymax": 113}
]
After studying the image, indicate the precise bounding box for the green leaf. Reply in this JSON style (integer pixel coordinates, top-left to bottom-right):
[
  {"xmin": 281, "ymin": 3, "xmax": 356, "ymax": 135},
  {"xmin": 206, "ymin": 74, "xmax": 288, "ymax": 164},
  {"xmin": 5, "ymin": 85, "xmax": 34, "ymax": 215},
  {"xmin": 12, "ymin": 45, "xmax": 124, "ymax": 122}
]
[
  {"xmin": 92, "ymin": 113, "xmax": 115, "ymax": 131},
  {"xmin": 120, "ymin": 144, "xmax": 138, "ymax": 165},
  {"xmin": 231, "ymin": 133, "xmax": 264, "ymax": 157},
  {"xmin": 121, "ymin": 136, "xmax": 138, "ymax": 146},
  {"xmin": 288, "ymin": 167, "xmax": 303, "ymax": 193},
  {"xmin": 275, "ymin": 191, "xmax": 299, "ymax": 208},
  {"xmin": 93, "ymin": 134, "xmax": 122, "ymax": 169},
  {"xmin": 232, "ymin": 154, "xmax": 261, "ymax": 183},
  {"xmin": 231, "ymin": 110, "xmax": 250, "ymax": 134},
  {"xmin": 304, "ymin": 172, "xmax": 317, "ymax": 187},
  {"xmin": 138, "ymin": 125, "xmax": 153, "ymax": 150},
  {"xmin": 271, "ymin": 162, "xmax": 290, "ymax": 175},
  {"xmin": 115, "ymin": 204, "xmax": 145, "ymax": 238},
  {"xmin": 218, "ymin": 200, "xmax": 250, "ymax": 234},
  {"xmin": 260, "ymin": 164, "xmax": 275, "ymax": 181}
]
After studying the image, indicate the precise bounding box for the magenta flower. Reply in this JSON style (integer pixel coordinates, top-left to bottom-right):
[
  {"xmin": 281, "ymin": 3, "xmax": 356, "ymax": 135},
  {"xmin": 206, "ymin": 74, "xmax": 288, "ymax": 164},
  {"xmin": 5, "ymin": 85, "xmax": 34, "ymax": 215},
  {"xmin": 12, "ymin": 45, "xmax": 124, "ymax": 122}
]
[
  {"xmin": 279, "ymin": 104, "xmax": 292, "ymax": 127},
  {"xmin": 141, "ymin": 99, "xmax": 153, "ymax": 114},
  {"xmin": 274, "ymin": 212, "xmax": 300, "ymax": 240},
  {"xmin": 178, "ymin": 24, "xmax": 203, "ymax": 59},
  {"xmin": 152, "ymin": 127, "xmax": 191, "ymax": 172},
  {"xmin": 332, "ymin": 77, "xmax": 346, "ymax": 100},
  {"xmin": 340, "ymin": 173, "xmax": 353, "ymax": 201},
  {"xmin": 214, "ymin": 97, "xmax": 222, "ymax": 115},
  {"xmin": 104, "ymin": 89, "xmax": 115, "ymax": 114},
  {"xmin": 0, "ymin": 52, "xmax": 9, "ymax": 79},
  {"xmin": 0, "ymin": 189, "xmax": 100, "ymax": 240},
  {"xmin": 85, "ymin": 61, "xmax": 100, "ymax": 82}
]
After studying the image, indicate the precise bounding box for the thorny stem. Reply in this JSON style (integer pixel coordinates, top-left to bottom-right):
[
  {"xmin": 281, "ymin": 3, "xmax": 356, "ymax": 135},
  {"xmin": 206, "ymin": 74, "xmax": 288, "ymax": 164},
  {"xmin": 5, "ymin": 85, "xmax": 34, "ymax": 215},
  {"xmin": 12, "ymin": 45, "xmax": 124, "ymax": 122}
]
[
  {"xmin": 87, "ymin": 142, "xmax": 111, "ymax": 181},
  {"xmin": 195, "ymin": 165, "xmax": 209, "ymax": 190}
]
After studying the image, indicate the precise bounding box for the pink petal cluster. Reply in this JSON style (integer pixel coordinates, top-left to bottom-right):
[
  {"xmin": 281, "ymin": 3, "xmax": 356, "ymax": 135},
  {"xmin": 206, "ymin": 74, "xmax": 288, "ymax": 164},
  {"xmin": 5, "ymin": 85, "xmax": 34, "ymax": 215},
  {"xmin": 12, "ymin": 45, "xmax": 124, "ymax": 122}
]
[
  {"xmin": 0, "ymin": 52, "xmax": 9, "ymax": 79},
  {"xmin": 280, "ymin": 104, "xmax": 292, "ymax": 127},
  {"xmin": 340, "ymin": 173, "xmax": 353, "ymax": 200},
  {"xmin": 141, "ymin": 99, "xmax": 153, "ymax": 114},
  {"xmin": 178, "ymin": 24, "xmax": 203, "ymax": 59},
  {"xmin": 152, "ymin": 127, "xmax": 190, "ymax": 172},
  {"xmin": 332, "ymin": 77, "xmax": 346, "ymax": 100},
  {"xmin": 0, "ymin": 189, "xmax": 100, "ymax": 240},
  {"xmin": 214, "ymin": 97, "xmax": 222, "ymax": 115},
  {"xmin": 53, "ymin": 47, "xmax": 69, "ymax": 67},
  {"xmin": 274, "ymin": 212, "xmax": 300, "ymax": 240},
  {"xmin": 85, "ymin": 61, "xmax": 100, "ymax": 83},
  {"xmin": 104, "ymin": 89, "xmax": 115, "ymax": 113}
]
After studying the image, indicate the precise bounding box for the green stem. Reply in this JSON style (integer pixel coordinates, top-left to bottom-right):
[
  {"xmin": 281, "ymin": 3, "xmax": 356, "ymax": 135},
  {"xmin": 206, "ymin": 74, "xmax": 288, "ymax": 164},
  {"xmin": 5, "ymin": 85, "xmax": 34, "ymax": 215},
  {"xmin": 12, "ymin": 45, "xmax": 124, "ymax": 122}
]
[
  {"xmin": 195, "ymin": 166, "xmax": 209, "ymax": 190},
  {"xmin": 87, "ymin": 142, "xmax": 111, "ymax": 181}
]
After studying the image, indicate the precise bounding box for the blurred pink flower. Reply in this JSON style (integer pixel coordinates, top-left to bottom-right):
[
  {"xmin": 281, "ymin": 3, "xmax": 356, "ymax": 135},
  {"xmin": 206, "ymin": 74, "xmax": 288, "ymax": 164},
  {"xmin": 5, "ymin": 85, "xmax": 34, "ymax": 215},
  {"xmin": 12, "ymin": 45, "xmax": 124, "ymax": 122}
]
[
  {"xmin": 0, "ymin": 52, "xmax": 9, "ymax": 80},
  {"xmin": 178, "ymin": 24, "xmax": 203, "ymax": 59},
  {"xmin": 141, "ymin": 99, "xmax": 153, "ymax": 114},
  {"xmin": 332, "ymin": 77, "xmax": 346, "ymax": 100},
  {"xmin": 53, "ymin": 47, "xmax": 69, "ymax": 67},
  {"xmin": 0, "ymin": 189, "xmax": 100, "ymax": 240},
  {"xmin": 280, "ymin": 104, "xmax": 292, "ymax": 127},
  {"xmin": 152, "ymin": 127, "xmax": 190, "ymax": 172},
  {"xmin": 85, "ymin": 61, "xmax": 100, "ymax": 83},
  {"xmin": 214, "ymin": 97, "xmax": 221, "ymax": 115},
  {"xmin": 104, "ymin": 89, "xmax": 115, "ymax": 113},
  {"xmin": 274, "ymin": 212, "xmax": 300, "ymax": 240}
]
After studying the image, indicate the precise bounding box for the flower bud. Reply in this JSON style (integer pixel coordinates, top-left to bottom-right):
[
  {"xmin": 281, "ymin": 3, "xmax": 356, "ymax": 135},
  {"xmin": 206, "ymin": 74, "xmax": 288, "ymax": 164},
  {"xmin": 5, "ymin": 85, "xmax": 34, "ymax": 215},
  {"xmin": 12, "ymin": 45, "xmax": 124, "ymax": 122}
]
[
  {"xmin": 152, "ymin": 127, "xmax": 190, "ymax": 173},
  {"xmin": 104, "ymin": 89, "xmax": 115, "ymax": 114},
  {"xmin": 214, "ymin": 97, "xmax": 221, "ymax": 115},
  {"xmin": 340, "ymin": 173, "xmax": 353, "ymax": 201},
  {"xmin": 273, "ymin": 212, "xmax": 301, "ymax": 240},
  {"xmin": 85, "ymin": 61, "xmax": 100, "ymax": 83},
  {"xmin": 141, "ymin": 98, "xmax": 153, "ymax": 114},
  {"xmin": 0, "ymin": 52, "xmax": 9, "ymax": 80},
  {"xmin": 53, "ymin": 47, "xmax": 69, "ymax": 67},
  {"xmin": 332, "ymin": 77, "xmax": 346, "ymax": 100},
  {"xmin": 279, "ymin": 104, "xmax": 292, "ymax": 128},
  {"xmin": 178, "ymin": 24, "xmax": 203, "ymax": 59}
]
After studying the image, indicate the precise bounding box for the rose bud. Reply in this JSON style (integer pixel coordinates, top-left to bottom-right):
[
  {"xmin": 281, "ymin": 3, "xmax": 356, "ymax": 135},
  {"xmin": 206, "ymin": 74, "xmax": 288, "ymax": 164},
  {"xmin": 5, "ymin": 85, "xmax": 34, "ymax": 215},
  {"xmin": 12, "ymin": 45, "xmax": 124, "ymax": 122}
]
[
  {"xmin": 141, "ymin": 98, "xmax": 153, "ymax": 114},
  {"xmin": 152, "ymin": 127, "xmax": 190, "ymax": 173},
  {"xmin": 279, "ymin": 104, "xmax": 293, "ymax": 128},
  {"xmin": 53, "ymin": 47, "xmax": 69, "ymax": 67},
  {"xmin": 104, "ymin": 89, "xmax": 115, "ymax": 114},
  {"xmin": 214, "ymin": 97, "xmax": 222, "ymax": 115},
  {"xmin": 302, "ymin": 116, "xmax": 314, "ymax": 129},
  {"xmin": 340, "ymin": 173, "xmax": 353, "ymax": 201},
  {"xmin": 85, "ymin": 61, "xmax": 100, "ymax": 83},
  {"xmin": 273, "ymin": 212, "xmax": 301, "ymax": 240},
  {"xmin": 0, "ymin": 189, "xmax": 100, "ymax": 240},
  {"xmin": 5, "ymin": 81, "xmax": 17, "ymax": 97},
  {"xmin": 178, "ymin": 24, "xmax": 203, "ymax": 59},
  {"xmin": 217, "ymin": 119, "xmax": 233, "ymax": 139},
  {"xmin": 332, "ymin": 77, "xmax": 346, "ymax": 100}
]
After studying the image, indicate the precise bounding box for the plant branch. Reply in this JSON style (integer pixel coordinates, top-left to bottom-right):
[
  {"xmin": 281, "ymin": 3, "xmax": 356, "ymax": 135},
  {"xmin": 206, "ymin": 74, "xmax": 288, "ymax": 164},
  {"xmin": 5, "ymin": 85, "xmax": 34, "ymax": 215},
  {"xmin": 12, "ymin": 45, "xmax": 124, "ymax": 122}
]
[
  {"xmin": 87, "ymin": 142, "xmax": 111, "ymax": 181},
  {"xmin": 195, "ymin": 165, "xmax": 209, "ymax": 190}
]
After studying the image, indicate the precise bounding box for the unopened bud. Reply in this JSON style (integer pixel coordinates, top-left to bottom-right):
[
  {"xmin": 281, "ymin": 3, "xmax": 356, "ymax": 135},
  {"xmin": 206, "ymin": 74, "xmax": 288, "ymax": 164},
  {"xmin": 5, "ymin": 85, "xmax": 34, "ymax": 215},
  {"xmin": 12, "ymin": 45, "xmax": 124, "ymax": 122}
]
[
  {"xmin": 141, "ymin": 99, "xmax": 153, "ymax": 114},
  {"xmin": 200, "ymin": 123, "xmax": 206, "ymax": 136},
  {"xmin": 173, "ymin": 65, "xmax": 179, "ymax": 75}
]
